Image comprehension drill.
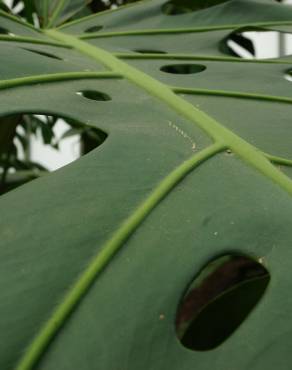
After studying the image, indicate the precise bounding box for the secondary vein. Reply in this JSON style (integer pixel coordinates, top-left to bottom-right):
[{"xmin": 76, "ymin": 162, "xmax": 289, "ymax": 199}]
[
  {"xmin": 78, "ymin": 21, "xmax": 292, "ymax": 39},
  {"xmin": 16, "ymin": 142, "xmax": 223, "ymax": 370},
  {"xmin": 264, "ymin": 153, "xmax": 292, "ymax": 167},
  {"xmin": 172, "ymin": 87, "xmax": 292, "ymax": 105},
  {"xmin": 115, "ymin": 53, "xmax": 292, "ymax": 65},
  {"xmin": 0, "ymin": 35, "xmax": 69, "ymax": 47},
  {"xmin": 0, "ymin": 71, "xmax": 121, "ymax": 91},
  {"xmin": 16, "ymin": 27, "xmax": 292, "ymax": 370}
]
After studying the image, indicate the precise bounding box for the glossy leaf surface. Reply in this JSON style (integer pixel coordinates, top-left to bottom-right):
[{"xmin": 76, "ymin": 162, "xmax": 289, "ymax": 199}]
[{"xmin": 1, "ymin": 1, "xmax": 292, "ymax": 369}]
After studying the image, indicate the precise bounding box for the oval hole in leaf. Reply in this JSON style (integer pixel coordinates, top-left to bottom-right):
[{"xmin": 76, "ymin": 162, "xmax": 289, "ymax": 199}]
[
  {"xmin": 0, "ymin": 26, "xmax": 9, "ymax": 34},
  {"xmin": 176, "ymin": 254, "xmax": 270, "ymax": 351},
  {"xmin": 223, "ymin": 29, "xmax": 292, "ymax": 59},
  {"xmin": 160, "ymin": 63, "xmax": 206, "ymax": 74},
  {"xmin": 134, "ymin": 49, "xmax": 167, "ymax": 54},
  {"xmin": 84, "ymin": 25, "xmax": 103, "ymax": 33},
  {"xmin": 162, "ymin": 0, "xmax": 229, "ymax": 15},
  {"xmin": 21, "ymin": 48, "xmax": 63, "ymax": 61},
  {"xmin": 77, "ymin": 90, "xmax": 111, "ymax": 101}
]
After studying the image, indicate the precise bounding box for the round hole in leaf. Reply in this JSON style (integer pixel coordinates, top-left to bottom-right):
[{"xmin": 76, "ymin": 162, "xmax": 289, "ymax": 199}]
[
  {"xmin": 133, "ymin": 49, "xmax": 167, "ymax": 54},
  {"xmin": 162, "ymin": 0, "xmax": 230, "ymax": 15},
  {"xmin": 84, "ymin": 25, "xmax": 103, "ymax": 33},
  {"xmin": 21, "ymin": 48, "xmax": 63, "ymax": 60},
  {"xmin": 77, "ymin": 90, "xmax": 111, "ymax": 102},
  {"xmin": 176, "ymin": 254, "xmax": 270, "ymax": 351},
  {"xmin": 160, "ymin": 63, "xmax": 206, "ymax": 74}
]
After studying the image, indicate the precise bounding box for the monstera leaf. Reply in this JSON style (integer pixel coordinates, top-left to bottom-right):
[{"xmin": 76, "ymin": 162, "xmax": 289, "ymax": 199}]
[{"xmin": 2, "ymin": 0, "xmax": 292, "ymax": 369}]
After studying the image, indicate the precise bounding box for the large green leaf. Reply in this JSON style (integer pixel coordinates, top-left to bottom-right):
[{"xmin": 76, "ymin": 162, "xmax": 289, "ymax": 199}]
[{"xmin": 1, "ymin": 0, "xmax": 292, "ymax": 369}]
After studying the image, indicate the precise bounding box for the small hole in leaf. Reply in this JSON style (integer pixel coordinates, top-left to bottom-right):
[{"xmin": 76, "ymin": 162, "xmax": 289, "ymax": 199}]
[
  {"xmin": 176, "ymin": 254, "xmax": 270, "ymax": 351},
  {"xmin": 162, "ymin": 0, "xmax": 229, "ymax": 15},
  {"xmin": 21, "ymin": 48, "xmax": 63, "ymax": 61},
  {"xmin": 84, "ymin": 25, "xmax": 103, "ymax": 33},
  {"xmin": 223, "ymin": 29, "xmax": 292, "ymax": 59},
  {"xmin": 0, "ymin": 26, "xmax": 9, "ymax": 34},
  {"xmin": 77, "ymin": 90, "xmax": 111, "ymax": 101},
  {"xmin": 134, "ymin": 49, "xmax": 167, "ymax": 54},
  {"xmin": 160, "ymin": 64, "xmax": 206, "ymax": 74}
]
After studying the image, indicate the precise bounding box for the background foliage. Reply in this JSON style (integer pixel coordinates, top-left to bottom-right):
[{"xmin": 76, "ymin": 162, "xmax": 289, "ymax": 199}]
[{"xmin": 0, "ymin": 0, "xmax": 140, "ymax": 195}]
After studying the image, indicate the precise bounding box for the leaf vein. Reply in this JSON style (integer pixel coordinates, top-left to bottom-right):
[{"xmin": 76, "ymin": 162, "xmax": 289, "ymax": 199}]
[
  {"xmin": 16, "ymin": 142, "xmax": 223, "ymax": 370},
  {"xmin": 15, "ymin": 26, "xmax": 292, "ymax": 370}
]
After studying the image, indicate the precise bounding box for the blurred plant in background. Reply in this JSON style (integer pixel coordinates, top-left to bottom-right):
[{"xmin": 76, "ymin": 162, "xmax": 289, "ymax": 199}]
[
  {"xmin": 0, "ymin": 0, "xmax": 140, "ymax": 195},
  {"xmin": 0, "ymin": 1, "xmax": 140, "ymax": 27}
]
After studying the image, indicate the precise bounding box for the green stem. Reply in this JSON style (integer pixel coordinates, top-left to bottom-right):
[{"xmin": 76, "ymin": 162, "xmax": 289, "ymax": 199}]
[
  {"xmin": 42, "ymin": 0, "xmax": 49, "ymax": 27},
  {"xmin": 46, "ymin": 0, "xmax": 67, "ymax": 28}
]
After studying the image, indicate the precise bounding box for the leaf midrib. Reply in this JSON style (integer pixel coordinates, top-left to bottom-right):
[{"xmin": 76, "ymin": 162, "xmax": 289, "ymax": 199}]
[
  {"xmin": 15, "ymin": 27, "xmax": 292, "ymax": 370},
  {"xmin": 46, "ymin": 29, "xmax": 292, "ymax": 194}
]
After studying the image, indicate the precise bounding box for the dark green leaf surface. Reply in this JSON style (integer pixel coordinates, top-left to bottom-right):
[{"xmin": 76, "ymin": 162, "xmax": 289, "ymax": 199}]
[
  {"xmin": 1, "ymin": 1, "xmax": 292, "ymax": 369},
  {"xmin": 34, "ymin": 0, "xmax": 92, "ymax": 28}
]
